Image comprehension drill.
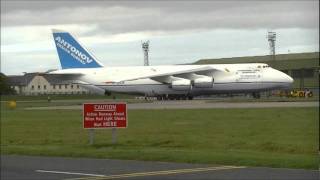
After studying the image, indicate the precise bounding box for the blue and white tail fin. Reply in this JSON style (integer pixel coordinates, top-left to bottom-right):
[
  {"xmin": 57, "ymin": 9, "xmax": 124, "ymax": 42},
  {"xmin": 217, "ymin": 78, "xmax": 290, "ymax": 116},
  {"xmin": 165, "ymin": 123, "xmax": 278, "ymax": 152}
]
[{"xmin": 52, "ymin": 29, "xmax": 103, "ymax": 69}]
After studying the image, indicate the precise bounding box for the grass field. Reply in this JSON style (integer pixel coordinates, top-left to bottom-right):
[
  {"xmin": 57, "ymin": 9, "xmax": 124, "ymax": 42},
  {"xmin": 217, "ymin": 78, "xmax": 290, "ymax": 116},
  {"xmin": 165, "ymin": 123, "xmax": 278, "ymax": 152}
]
[{"xmin": 1, "ymin": 103, "xmax": 318, "ymax": 170}]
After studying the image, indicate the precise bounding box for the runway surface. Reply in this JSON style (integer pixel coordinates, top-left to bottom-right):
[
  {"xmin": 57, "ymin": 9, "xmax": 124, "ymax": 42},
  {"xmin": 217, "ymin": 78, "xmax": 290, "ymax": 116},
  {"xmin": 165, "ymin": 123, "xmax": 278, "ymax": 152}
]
[
  {"xmin": 1, "ymin": 155, "xmax": 318, "ymax": 180},
  {"xmin": 26, "ymin": 101, "xmax": 318, "ymax": 110}
]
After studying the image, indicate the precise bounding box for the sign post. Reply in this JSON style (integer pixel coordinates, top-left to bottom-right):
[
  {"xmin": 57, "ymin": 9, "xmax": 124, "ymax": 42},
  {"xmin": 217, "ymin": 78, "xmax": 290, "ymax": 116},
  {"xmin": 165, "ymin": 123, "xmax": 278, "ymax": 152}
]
[
  {"xmin": 112, "ymin": 128, "xmax": 117, "ymax": 144},
  {"xmin": 83, "ymin": 103, "xmax": 127, "ymax": 145},
  {"xmin": 89, "ymin": 129, "xmax": 95, "ymax": 145}
]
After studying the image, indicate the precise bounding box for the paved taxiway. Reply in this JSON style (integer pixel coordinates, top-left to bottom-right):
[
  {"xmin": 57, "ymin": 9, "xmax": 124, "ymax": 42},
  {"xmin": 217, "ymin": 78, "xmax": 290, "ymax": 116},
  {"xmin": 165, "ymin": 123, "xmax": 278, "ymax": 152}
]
[
  {"xmin": 25, "ymin": 101, "xmax": 318, "ymax": 110},
  {"xmin": 1, "ymin": 155, "xmax": 318, "ymax": 180}
]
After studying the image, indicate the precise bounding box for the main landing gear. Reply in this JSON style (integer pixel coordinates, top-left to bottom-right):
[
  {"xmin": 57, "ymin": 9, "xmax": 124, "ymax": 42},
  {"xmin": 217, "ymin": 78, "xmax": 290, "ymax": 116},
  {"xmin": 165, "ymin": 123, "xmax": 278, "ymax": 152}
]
[
  {"xmin": 156, "ymin": 95, "xmax": 193, "ymax": 100},
  {"xmin": 252, "ymin": 92, "xmax": 261, "ymax": 99}
]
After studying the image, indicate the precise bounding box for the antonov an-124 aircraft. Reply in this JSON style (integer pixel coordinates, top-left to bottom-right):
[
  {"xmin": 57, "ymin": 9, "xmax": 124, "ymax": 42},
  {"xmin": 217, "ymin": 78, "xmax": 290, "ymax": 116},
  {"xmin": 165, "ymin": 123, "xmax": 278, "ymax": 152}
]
[{"xmin": 49, "ymin": 29, "xmax": 293, "ymax": 100}]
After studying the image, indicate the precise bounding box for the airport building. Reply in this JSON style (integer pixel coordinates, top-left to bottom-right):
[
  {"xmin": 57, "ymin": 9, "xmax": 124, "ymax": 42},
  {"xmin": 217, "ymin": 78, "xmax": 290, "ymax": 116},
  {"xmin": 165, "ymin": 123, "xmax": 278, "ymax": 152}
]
[{"xmin": 7, "ymin": 73, "xmax": 91, "ymax": 95}]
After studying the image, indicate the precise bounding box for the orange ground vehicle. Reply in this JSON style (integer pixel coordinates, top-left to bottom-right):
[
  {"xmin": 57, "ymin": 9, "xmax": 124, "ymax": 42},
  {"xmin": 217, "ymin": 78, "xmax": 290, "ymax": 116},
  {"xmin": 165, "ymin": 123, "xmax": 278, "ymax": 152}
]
[
  {"xmin": 290, "ymin": 90, "xmax": 313, "ymax": 98},
  {"xmin": 275, "ymin": 89, "xmax": 313, "ymax": 98}
]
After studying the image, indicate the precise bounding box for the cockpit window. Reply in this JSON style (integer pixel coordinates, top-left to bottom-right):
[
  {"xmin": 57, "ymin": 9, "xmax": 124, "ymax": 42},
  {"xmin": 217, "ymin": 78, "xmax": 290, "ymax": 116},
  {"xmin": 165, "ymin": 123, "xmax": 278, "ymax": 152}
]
[{"xmin": 262, "ymin": 65, "xmax": 270, "ymax": 68}]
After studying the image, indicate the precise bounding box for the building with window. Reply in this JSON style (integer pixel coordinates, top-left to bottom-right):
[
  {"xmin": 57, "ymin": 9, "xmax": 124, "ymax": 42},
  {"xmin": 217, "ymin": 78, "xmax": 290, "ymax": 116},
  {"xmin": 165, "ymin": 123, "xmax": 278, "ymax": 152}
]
[{"xmin": 7, "ymin": 73, "xmax": 91, "ymax": 95}]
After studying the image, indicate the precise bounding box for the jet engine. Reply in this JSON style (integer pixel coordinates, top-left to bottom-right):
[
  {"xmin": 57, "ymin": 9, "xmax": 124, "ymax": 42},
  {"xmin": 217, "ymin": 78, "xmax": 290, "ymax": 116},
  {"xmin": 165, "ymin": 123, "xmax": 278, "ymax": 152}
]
[
  {"xmin": 193, "ymin": 76, "xmax": 214, "ymax": 88},
  {"xmin": 171, "ymin": 79, "xmax": 192, "ymax": 91}
]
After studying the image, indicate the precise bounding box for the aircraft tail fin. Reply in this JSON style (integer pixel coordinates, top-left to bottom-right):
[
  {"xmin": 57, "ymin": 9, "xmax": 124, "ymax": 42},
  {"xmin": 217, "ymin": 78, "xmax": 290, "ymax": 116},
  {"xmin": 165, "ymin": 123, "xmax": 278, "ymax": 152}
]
[{"xmin": 52, "ymin": 29, "xmax": 103, "ymax": 69}]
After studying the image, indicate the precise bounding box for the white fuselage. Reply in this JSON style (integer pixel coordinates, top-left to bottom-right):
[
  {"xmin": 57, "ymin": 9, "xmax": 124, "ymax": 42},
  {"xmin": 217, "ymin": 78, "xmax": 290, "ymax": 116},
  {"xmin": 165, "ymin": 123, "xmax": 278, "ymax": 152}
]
[{"xmin": 51, "ymin": 63, "xmax": 293, "ymax": 96}]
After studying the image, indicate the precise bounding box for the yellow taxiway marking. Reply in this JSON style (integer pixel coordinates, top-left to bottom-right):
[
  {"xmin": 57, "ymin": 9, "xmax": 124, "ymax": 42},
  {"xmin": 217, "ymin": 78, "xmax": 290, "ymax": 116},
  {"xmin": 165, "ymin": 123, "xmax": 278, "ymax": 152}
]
[{"xmin": 65, "ymin": 165, "xmax": 245, "ymax": 180}]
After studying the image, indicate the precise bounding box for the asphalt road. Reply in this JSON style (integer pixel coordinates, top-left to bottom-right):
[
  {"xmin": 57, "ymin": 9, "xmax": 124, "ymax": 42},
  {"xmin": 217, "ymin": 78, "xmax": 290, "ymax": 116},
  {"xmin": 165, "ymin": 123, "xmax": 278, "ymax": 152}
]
[
  {"xmin": 25, "ymin": 101, "xmax": 318, "ymax": 110},
  {"xmin": 1, "ymin": 155, "xmax": 318, "ymax": 180},
  {"xmin": 129, "ymin": 101, "xmax": 318, "ymax": 109}
]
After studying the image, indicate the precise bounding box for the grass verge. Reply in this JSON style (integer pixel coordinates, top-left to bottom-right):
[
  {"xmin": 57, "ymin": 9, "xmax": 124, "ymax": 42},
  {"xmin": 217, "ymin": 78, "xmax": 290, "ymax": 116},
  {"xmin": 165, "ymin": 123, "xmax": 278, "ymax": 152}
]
[{"xmin": 1, "ymin": 107, "xmax": 318, "ymax": 169}]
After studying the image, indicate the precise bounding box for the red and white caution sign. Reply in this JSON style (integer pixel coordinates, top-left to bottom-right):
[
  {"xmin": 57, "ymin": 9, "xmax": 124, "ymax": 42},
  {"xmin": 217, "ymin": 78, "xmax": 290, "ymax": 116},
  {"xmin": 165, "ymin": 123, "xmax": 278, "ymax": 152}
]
[{"xmin": 83, "ymin": 103, "xmax": 127, "ymax": 129}]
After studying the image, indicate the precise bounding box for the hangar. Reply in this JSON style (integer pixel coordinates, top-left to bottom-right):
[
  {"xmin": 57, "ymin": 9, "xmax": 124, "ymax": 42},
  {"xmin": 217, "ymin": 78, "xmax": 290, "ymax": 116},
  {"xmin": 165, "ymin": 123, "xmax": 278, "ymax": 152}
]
[{"xmin": 196, "ymin": 52, "xmax": 319, "ymax": 93}]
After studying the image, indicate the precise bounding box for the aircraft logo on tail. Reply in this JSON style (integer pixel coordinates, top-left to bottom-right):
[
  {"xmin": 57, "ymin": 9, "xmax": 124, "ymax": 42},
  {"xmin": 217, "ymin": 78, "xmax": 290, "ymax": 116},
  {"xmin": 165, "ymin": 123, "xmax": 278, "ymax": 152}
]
[
  {"xmin": 55, "ymin": 36, "xmax": 93, "ymax": 65},
  {"xmin": 52, "ymin": 29, "xmax": 103, "ymax": 69}
]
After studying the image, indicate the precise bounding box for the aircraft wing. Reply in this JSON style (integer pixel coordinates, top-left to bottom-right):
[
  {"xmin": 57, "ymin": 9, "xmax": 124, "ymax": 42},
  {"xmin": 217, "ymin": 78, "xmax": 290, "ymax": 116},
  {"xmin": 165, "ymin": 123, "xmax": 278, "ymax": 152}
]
[
  {"xmin": 118, "ymin": 66, "xmax": 222, "ymax": 83},
  {"xmin": 45, "ymin": 72, "xmax": 84, "ymax": 79},
  {"xmin": 43, "ymin": 73, "xmax": 86, "ymax": 84},
  {"xmin": 43, "ymin": 73, "xmax": 106, "ymax": 95}
]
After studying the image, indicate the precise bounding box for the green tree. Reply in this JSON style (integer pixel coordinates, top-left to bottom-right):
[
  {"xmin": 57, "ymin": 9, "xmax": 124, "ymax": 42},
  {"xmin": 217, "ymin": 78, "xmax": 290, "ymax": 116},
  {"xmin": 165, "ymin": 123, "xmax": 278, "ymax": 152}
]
[{"xmin": 0, "ymin": 73, "xmax": 16, "ymax": 95}]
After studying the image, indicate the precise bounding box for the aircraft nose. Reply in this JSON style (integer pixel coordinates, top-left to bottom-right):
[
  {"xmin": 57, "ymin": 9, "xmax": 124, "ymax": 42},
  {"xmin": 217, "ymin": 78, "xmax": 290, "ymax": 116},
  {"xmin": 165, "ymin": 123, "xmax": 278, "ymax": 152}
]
[
  {"xmin": 277, "ymin": 71, "xmax": 294, "ymax": 89},
  {"xmin": 263, "ymin": 68, "xmax": 294, "ymax": 89},
  {"xmin": 287, "ymin": 75, "xmax": 294, "ymax": 84},
  {"xmin": 282, "ymin": 72, "xmax": 294, "ymax": 84}
]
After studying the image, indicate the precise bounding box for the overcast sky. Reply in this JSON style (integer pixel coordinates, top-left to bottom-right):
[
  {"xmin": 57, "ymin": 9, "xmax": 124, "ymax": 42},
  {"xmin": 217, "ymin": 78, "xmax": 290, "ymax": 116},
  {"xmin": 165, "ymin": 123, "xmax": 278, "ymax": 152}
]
[{"xmin": 1, "ymin": 0, "xmax": 319, "ymax": 75}]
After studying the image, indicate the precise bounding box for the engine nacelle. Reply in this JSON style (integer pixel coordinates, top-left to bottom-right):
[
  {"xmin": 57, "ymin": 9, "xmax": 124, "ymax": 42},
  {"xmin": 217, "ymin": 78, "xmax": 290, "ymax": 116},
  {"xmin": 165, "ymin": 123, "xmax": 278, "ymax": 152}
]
[
  {"xmin": 171, "ymin": 79, "xmax": 192, "ymax": 91},
  {"xmin": 194, "ymin": 76, "xmax": 214, "ymax": 88}
]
